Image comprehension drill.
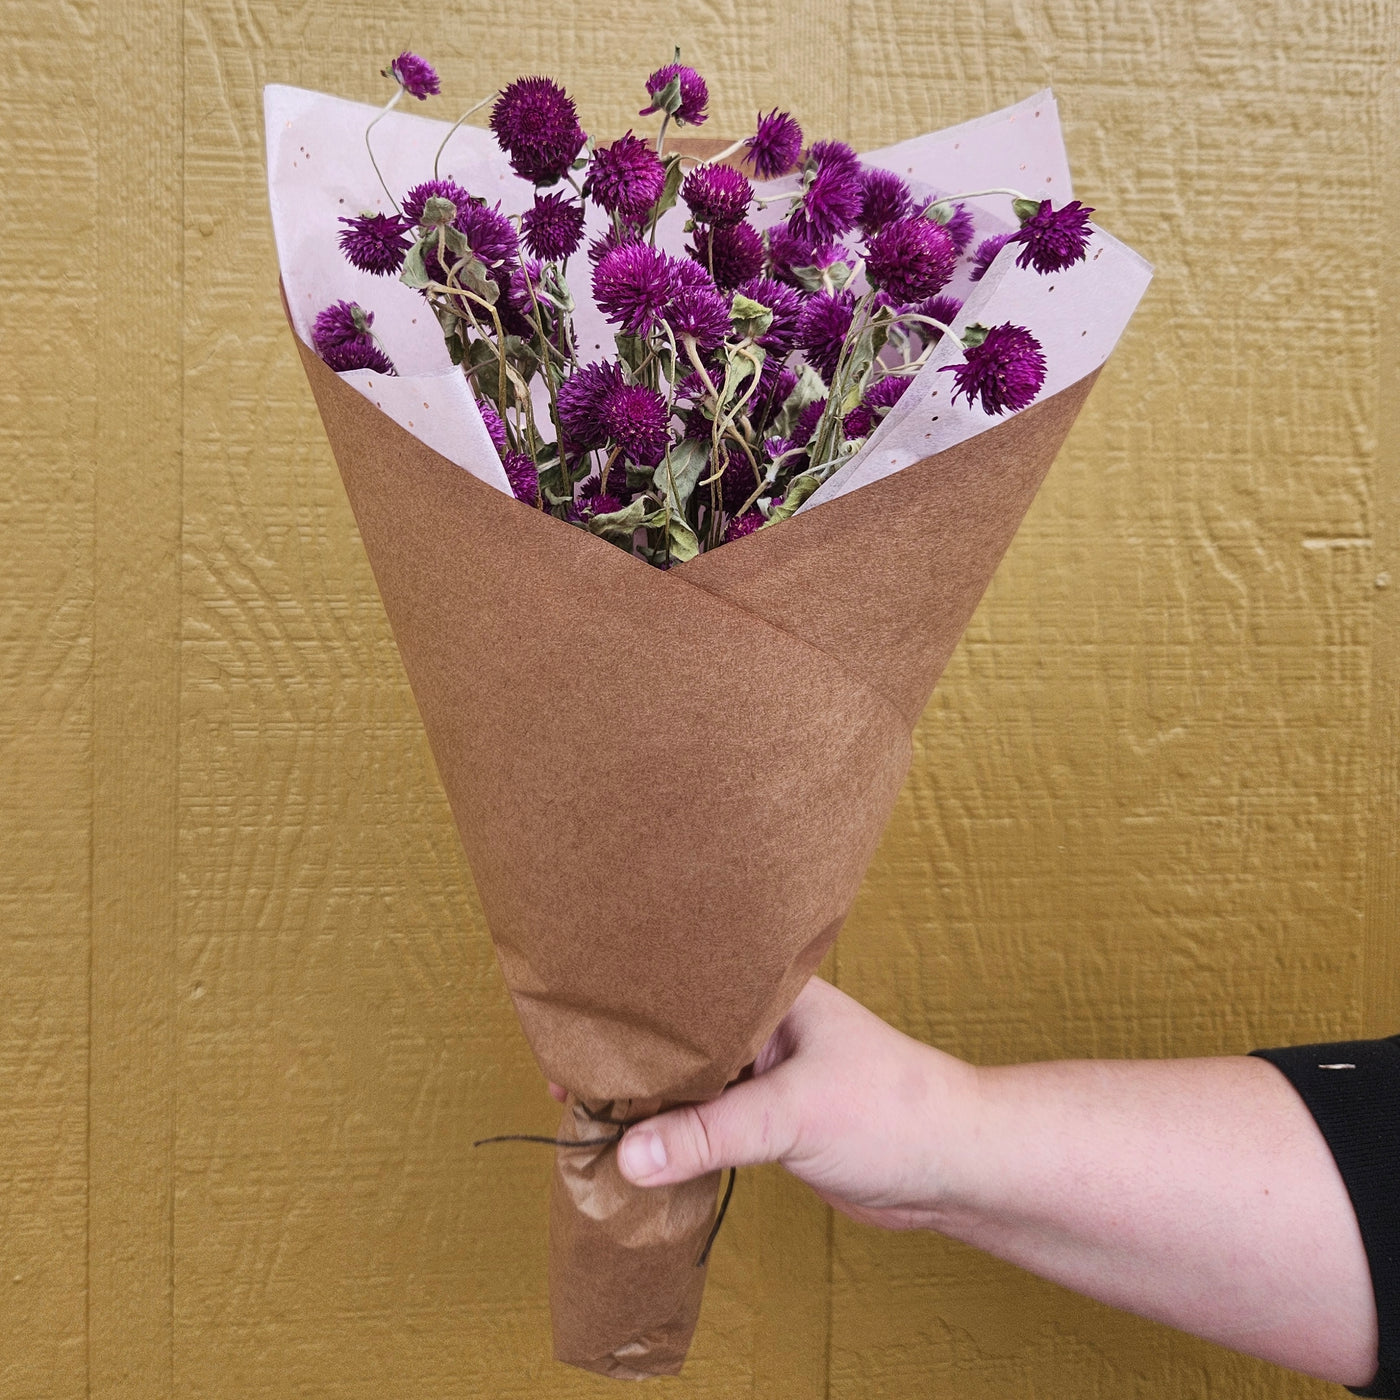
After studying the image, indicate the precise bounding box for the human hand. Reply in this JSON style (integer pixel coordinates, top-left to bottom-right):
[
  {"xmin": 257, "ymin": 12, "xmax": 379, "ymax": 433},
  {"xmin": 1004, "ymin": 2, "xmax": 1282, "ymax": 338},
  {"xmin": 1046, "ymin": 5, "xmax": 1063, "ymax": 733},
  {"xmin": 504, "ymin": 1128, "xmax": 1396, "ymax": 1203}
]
[{"xmin": 550, "ymin": 976, "xmax": 975, "ymax": 1230}]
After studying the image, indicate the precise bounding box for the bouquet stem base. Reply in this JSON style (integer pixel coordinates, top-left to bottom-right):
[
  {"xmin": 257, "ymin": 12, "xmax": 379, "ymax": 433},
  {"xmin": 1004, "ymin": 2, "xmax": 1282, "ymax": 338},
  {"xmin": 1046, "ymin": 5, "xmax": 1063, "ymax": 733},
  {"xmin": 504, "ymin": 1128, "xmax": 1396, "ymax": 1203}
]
[{"xmin": 549, "ymin": 1096, "xmax": 722, "ymax": 1379}]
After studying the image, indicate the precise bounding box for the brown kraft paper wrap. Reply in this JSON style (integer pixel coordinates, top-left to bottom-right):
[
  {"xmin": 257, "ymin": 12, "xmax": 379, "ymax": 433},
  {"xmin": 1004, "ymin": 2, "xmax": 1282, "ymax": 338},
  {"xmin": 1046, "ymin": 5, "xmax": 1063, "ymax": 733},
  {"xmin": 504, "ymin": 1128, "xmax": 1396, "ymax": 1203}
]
[{"xmin": 286, "ymin": 301, "xmax": 1098, "ymax": 1377}]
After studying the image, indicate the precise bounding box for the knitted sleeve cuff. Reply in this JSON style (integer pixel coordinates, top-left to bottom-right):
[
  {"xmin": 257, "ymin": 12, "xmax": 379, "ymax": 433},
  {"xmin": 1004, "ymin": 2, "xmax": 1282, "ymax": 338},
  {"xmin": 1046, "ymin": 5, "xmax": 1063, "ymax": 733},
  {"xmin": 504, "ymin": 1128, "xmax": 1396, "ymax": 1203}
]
[{"xmin": 1250, "ymin": 1036, "xmax": 1400, "ymax": 1399}]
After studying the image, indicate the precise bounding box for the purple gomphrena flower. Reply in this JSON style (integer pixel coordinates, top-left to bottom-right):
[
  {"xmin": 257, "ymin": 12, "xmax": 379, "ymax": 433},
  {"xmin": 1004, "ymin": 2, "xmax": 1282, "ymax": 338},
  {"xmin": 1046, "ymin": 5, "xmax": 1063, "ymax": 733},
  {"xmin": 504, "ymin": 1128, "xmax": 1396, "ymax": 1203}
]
[
  {"xmin": 736, "ymin": 275, "xmax": 803, "ymax": 355},
  {"xmin": 402, "ymin": 178, "xmax": 473, "ymax": 226},
  {"xmin": 925, "ymin": 198, "xmax": 975, "ymax": 253},
  {"xmin": 762, "ymin": 433, "xmax": 796, "ymax": 462},
  {"xmin": 940, "ymin": 323, "xmax": 1046, "ymax": 415},
  {"xmin": 337, "ymin": 212, "xmax": 412, "ymax": 276},
  {"xmin": 1013, "ymin": 198, "xmax": 1095, "ymax": 273},
  {"xmin": 688, "ymin": 221, "xmax": 764, "ymax": 289},
  {"xmin": 555, "ymin": 360, "xmax": 626, "ymax": 450},
  {"xmin": 865, "ymin": 216, "xmax": 957, "ymax": 303},
  {"xmin": 454, "ymin": 200, "xmax": 519, "ymax": 271},
  {"xmin": 970, "ymin": 232, "xmax": 1012, "ymax": 282},
  {"xmin": 720, "ymin": 449, "xmax": 762, "ymax": 515},
  {"xmin": 858, "ymin": 167, "xmax": 911, "ymax": 237},
  {"xmin": 587, "ymin": 226, "xmax": 642, "ymax": 267},
  {"xmin": 745, "ymin": 109, "xmax": 803, "ymax": 180},
  {"xmin": 478, "ymin": 397, "xmax": 508, "ymax": 453},
  {"xmin": 724, "ymin": 510, "xmax": 765, "ymax": 544},
  {"xmin": 321, "ymin": 340, "xmax": 396, "ymax": 375},
  {"xmin": 796, "ymin": 288, "xmax": 855, "ymax": 381},
  {"xmin": 792, "ymin": 397, "xmax": 827, "ymax": 447},
  {"xmin": 592, "ymin": 242, "xmax": 676, "ymax": 336},
  {"xmin": 906, "ymin": 292, "xmax": 964, "ymax": 343},
  {"xmin": 385, "ymin": 52, "xmax": 439, "ymax": 100},
  {"xmin": 765, "ymin": 224, "xmax": 812, "ymax": 284},
  {"xmin": 490, "ymin": 76, "xmax": 587, "ymax": 185},
  {"xmin": 843, "ymin": 374, "xmax": 911, "ymax": 437},
  {"xmin": 757, "ymin": 367, "xmax": 799, "ymax": 427},
  {"xmin": 598, "ymin": 456, "xmax": 630, "ymax": 500},
  {"xmin": 665, "ymin": 284, "xmax": 732, "ymax": 352},
  {"xmin": 501, "ymin": 450, "xmax": 540, "ymax": 506},
  {"xmin": 682, "ymin": 163, "xmax": 752, "ymax": 226},
  {"xmin": 312, "ymin": 300, "xmax": 372, "ymax": 354},
  {"xmin": 789, "ymin": 139, "xmax": 863, "ymax": 243},
  {"xmin": 508, "ymin": 258, "xmax": 546, "ymax": 316},
  {"xmin": 640, "ymin": 63, "xmax": 709, "ymax": 126},
  {"xmin": 520, "ymin": 191, "xmax": 586, "ymax": 261},
  {"xmin": 599, "ymin": 382, "xmax": 671, "ymax": 466},
  {"xmin": 567, "ymin": 489, "xmax": 625, "ymax": 524},
  {"xmin": 586, "ymin": 132, "xmax": 668, "ymax": 220}
]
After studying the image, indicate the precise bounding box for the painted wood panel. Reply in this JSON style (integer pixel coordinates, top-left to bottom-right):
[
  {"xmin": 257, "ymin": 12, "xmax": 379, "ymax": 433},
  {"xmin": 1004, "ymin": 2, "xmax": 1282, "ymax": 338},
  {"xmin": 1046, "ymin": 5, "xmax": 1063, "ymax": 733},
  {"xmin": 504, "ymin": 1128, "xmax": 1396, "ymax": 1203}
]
[{"xmin": 0, "ymin": 0, "xmax": 1392, "ymax": 1394}]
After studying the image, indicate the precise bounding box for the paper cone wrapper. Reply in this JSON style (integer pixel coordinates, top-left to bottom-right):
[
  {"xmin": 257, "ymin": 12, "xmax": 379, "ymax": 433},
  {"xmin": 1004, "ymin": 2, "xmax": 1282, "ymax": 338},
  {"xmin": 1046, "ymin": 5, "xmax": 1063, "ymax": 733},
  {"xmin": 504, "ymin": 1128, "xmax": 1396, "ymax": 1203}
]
[{"xmin": 286, "ymin": 307, "xmax": 1098, "ymax": 1374}]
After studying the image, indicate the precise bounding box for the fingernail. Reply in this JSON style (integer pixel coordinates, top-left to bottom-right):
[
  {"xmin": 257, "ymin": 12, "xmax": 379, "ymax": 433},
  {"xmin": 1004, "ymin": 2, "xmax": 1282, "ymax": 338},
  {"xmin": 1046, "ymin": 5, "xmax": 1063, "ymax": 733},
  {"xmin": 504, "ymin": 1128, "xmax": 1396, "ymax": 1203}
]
[{"xmin": 620, "ymin": 1129, "xmax": 667, "ymax": 1179}]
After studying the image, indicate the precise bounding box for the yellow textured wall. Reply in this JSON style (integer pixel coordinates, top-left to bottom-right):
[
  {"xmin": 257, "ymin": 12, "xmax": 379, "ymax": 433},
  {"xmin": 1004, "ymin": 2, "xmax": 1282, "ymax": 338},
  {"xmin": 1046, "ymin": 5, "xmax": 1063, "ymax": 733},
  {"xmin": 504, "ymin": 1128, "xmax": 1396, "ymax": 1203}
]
[{"xmin": 2, "ymin": 0, "xmax": 1396, "ymax": 1394}]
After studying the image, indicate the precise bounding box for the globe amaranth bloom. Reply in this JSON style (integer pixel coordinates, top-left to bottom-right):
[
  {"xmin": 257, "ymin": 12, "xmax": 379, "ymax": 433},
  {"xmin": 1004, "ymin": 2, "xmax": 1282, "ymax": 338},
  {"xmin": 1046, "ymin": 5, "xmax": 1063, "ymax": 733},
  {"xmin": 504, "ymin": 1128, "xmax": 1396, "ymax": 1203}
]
[
  {"xmin": 477, "ymin": 396, "xmax": 508, "ymax": 453},
  {"xmin": 865, "ymin": 216, "xmax": 957, "ymax": 303},
  {"xmin": 586, "ymin": 132, "xmax": 667, "ymax": 221},
  {"xmin": 508, "ymin": 259, "xmax": 547, "ymax": 317},
  {"xmin": 940, "ymin": 322, "xmax": 1046, "ymax": 415},
  {"xmin": 724, "ymin": 510, "xmax": 765, "ymax": 543},
  {"xmin": 402, "ymin": 178, "xmax": 472, "ymax": 226},
  {"xmin": 555, "ymin": 360, "xmax": 626, "ymax": 450},
  {"xmin": 1012, "ymin": 198, "xmax": 1095, "ymax": 273},
  {"xmin": 969, "ymin": 231, "xmax": 1012, "ymax": 282},
  {"xmin": 592, "ymin": 242, "xmax": 677, "ymax": 336},
  {"xmin": 321, "ymin": 340, "xmax": 396, "ymax": 375},
  {"xmin": 566, "ymin": 488, "xmax": 625, "ymax": 524},
  {"xmin": 599, "ymin": 381, "xmax": 671, "ymax": 465},
  {"xmin": 792, "ymin": 396, "xmax": 827, "ymax": 446},
  {"xmin": 681, "ymin": 163, "xmax": 752, "ymax": 226},
  {"xmin": 587, "ymin": 226, "xmax": 641, "ymax": 267},
  {"xmin": 905, "ymin": 293, "xmax": 963, "ymax": 345},
  {"xmin": 664, "ymin": 284, "xmax": 732, "ymax": 352},
  {"xmin": 796, "ymin": 288, "xmax": 855, "ymax": 381},
  {"xmin": 765, "ymin": 225, "xmax": 851, "ymax": 288},
  {"xmin": 640, "ymin": 63, "xmax": 708, "ymax": 126},
  {"xmin": 385, "ymin": 52, "xmax": 439, "ymax": 100},
  {"xmin": 501, "ymin": 450, "xmax": 540, "ymax": 506},
  {"xmin": 842, "ymin": 373, "xmax": 911, "ymax": 438},
  {"xmin": 735, "ymin": 275, "xmax": 803, "ymax": 356},
  {"xmin": 857, "ymin": 167, "xmax": 911, "ymax": 237},
  {"xmin": 719, "ymin": 447, "xmax": 763, "ymax": 514},
  {"xmin": 312, "ymin": 300, "xmax": 373, "ymax": 354},
  {"xmin": 925, "ymin": 198, "xmax": 975, "ymax": 253},
  {"xmin": 789, "ymin": 139, "xmax": 863, "ymax": 243},
  {"xmin": 338, "ymin": 211, "xmax": 412, "ymax": 275},
  {"xmin": 490, "ymin": 76, "xmax": 587, "ymax": 185},
  {"xmin": 688, "ymin": 221, "xmax": 764, "ymax": 289},
  {"xmin": 520, "ymin": 191, "xmax": 586, "ymax": 261},
  {"xmin": 745, "ymin": 109, "xmax": 802, "ymax": 180},
  {"xmin": 453, "ymin": 200, "xmax": 519, "ymax": 271}
]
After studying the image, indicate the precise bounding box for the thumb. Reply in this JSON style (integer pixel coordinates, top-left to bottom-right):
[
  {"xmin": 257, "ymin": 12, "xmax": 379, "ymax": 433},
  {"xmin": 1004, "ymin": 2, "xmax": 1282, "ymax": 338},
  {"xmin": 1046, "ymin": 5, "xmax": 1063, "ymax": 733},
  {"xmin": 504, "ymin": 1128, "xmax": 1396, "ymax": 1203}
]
[{"xmin": 617, "ymin": 1074, "xmax": 795, "ymax": 1186}]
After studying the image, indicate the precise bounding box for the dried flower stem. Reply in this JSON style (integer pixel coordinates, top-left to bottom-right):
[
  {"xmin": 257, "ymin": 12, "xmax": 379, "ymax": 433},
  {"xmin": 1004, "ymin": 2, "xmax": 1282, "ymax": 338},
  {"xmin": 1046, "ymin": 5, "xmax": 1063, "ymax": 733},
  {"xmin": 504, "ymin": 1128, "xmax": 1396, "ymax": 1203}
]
[{"xmin": 433, "ymin": 93, "xmax": 497, "ymax": 178}]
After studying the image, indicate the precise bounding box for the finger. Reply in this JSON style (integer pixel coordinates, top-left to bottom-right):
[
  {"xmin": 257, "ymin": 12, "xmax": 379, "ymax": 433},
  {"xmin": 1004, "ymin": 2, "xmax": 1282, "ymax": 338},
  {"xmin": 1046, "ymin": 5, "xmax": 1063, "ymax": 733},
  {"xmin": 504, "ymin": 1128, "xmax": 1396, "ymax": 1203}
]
[{"xmin": 617, "ymin": 1070, "xmax": 797, "ymax": 1186}]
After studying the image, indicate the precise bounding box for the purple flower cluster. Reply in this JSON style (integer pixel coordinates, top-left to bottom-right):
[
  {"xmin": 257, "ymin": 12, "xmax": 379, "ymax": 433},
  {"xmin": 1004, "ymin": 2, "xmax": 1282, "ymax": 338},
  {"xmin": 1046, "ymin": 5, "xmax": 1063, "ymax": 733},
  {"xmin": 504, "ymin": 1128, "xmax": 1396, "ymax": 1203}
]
[
  {"xmin": 586, "ymin": 133, "xmax": 667, "ymax": 220},
  {"xmin": 489, "ymin": 76, "xmax": 586, "ymax": 185},
  {"xmin": 386, "ymin": 52, "xmax": 439, "ymax": 100},
  {"xmin": 745, "ymin": 109, "xmax": 803, "ymax": 179},
  {"xmin": 330, "ymin": 53, "xmax": 1101, "ymax": 559},
  {"xmin": 941, "ymin": 323, "xmax": 1047, "ymax": 415},
  {"xmin": 640, "ymin": 64, "xmax": 708, "ymax": 125},
  {"xmin": 682, "ymin": 164, "xmax": 752, "ymax": 226},
  {"xmin": 521, "ymin": 191, "xmax": 585, "ymax": 260}
]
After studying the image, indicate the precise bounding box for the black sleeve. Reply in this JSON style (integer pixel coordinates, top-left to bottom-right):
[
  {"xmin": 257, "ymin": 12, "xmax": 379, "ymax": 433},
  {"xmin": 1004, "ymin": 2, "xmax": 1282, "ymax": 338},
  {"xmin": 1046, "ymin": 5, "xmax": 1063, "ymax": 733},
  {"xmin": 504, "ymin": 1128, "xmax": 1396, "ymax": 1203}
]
[{"xmin": 1249, "ymin": 1035, "xmax": 1400, "ymax": 1398}]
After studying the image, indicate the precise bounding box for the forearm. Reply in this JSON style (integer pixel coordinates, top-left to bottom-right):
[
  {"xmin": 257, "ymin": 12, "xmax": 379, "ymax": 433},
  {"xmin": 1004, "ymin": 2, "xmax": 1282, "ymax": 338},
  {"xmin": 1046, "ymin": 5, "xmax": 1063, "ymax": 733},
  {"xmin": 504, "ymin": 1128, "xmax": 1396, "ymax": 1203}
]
[{"xmin": 926, "ymin": 1051, "xmax": 1379, "ymax": 1386}]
